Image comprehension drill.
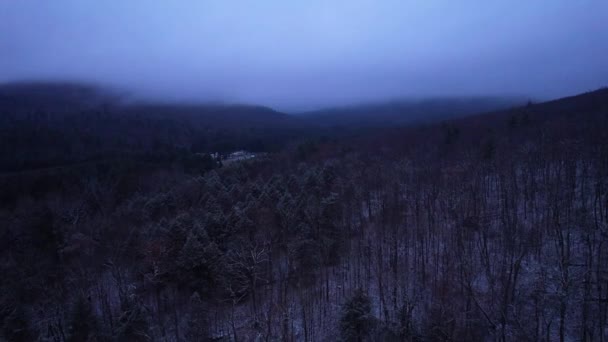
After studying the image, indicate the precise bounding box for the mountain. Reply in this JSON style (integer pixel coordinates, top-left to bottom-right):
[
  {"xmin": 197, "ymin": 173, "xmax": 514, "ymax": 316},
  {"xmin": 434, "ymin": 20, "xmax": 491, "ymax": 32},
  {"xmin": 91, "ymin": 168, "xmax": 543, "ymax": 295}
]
[
  {"xmin": 0, "ymin": 82, "xmax": 311, "ymax": 173},
  {"xmin": 2, "ymin": 81, "xmax": 604, "ymax": 175},
  {"xmin": 0, "ymin": 81, "xmax": 116, "ymax": 111},
  {"xmin": 299, "ymin": 96, "xmax": 526, "ymax": 128},
  {"xmin": 291, "ymin": 87, "xmax": 608, "ymax": 164},
  {"xmin": 2, "ymin": 86, "xmax": 607, "ymax": 341}
]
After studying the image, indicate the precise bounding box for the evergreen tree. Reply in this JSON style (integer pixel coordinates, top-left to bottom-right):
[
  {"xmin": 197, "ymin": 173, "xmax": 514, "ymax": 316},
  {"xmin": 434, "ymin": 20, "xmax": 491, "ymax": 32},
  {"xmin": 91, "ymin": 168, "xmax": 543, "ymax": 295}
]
[
  {"xmin": 67, "ymin": 295, "xmax": 98, "ymax": 342},
  {"xmin": 184, "ymin": 292, "xmax": 209, "ymax": 342},
  {"xmin": 340, "ymin": 290, "xmax": 374, "ymax": 342},
  {"xmin": 1, "ymin": 306, "xmax": 33, "ymax": 342},
  {"xmin": 177, "ymin": 230, "xmax": 224, "ymax": 294},
  {"xmin": 115, "ymin": 296, "xmax": 150, "ymax": 342},
  {"xmin": 397, "ymin": 299, "xmax": 417, "ymax": 341}
]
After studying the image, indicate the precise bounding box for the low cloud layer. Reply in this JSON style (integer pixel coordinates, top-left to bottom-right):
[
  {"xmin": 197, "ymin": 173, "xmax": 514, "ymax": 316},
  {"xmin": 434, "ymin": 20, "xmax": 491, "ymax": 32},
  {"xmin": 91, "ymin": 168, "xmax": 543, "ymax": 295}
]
[{"xmin": 1, "ymin": 0, "xmax": 607, "ymax": 110}]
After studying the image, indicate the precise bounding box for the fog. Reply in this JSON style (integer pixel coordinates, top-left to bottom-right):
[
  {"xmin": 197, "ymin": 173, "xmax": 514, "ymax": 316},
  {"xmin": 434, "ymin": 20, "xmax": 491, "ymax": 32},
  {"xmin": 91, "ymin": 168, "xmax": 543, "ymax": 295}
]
[{"xmin": 1, "ymin": 0, "xmax": 607, "ymax": 111}]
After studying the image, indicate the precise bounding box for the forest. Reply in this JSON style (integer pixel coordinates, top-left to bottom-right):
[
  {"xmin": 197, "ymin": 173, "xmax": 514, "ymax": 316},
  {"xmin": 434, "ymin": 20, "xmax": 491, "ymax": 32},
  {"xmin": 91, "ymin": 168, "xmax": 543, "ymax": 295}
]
[{"xmin": 1, "ymin": 84, "xmax": 608, "ymax": 341}]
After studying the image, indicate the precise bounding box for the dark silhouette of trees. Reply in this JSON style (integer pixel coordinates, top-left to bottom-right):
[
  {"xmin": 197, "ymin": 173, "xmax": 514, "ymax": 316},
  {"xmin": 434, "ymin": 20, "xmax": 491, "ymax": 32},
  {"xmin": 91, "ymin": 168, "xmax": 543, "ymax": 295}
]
[
  {"xmin": 340, "ymin": 290, "xmax": 374, "ymax": 342},
  {"xmin": 66, "ymin": 296, "xmax": 98, "ymax": 342},
  {"xmin": 1, "ymin": 87, "xmax": 607, "ymax": 341}
]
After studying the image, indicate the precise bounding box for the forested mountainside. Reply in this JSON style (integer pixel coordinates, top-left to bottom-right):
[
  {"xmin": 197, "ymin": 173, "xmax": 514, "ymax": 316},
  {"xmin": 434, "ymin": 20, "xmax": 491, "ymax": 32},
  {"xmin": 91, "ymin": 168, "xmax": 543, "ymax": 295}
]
[
  {"xmin": 0, "ymin": 83, "xmax": 310, "ymax": 173},
  {"xmin": 1, "ymin": 87, "xmax": 608, "ymax": 341},
  {"xmin": 0, "ymin": 83, "xmax": 518, "ymax": 175},
  {"xmin": 299, "ymin": 97, "xmax": 524, "ymax": 128}
]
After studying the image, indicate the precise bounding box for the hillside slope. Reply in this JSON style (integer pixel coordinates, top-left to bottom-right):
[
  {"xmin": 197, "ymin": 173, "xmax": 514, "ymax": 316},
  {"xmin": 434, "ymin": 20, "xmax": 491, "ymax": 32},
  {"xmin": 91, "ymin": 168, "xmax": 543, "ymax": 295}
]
[
  {"xmin": 299, "ymin": 96, "xmax": 525, "ymax": 128},
  {"xmin": 1, "ymin": 87, "xmax": 607, "ymax": 341},
  {"xmin": 0, "ymin": 82, "xmax": 311, "ymax": 172}
]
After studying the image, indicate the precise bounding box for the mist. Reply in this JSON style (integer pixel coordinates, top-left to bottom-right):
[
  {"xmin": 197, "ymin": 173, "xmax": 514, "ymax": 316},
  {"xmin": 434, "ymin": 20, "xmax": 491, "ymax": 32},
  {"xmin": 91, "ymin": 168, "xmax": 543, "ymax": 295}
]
[{"xmin": 1, "ymin": 0, "xmax": 607, "ymax": 111}]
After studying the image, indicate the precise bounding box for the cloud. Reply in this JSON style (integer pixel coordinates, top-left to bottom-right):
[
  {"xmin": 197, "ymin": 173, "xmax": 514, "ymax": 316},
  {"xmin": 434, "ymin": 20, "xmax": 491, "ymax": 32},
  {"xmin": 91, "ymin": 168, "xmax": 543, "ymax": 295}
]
[{"xmin": 1, "ymin": 0, "xmax": 607, "ymax": 110}]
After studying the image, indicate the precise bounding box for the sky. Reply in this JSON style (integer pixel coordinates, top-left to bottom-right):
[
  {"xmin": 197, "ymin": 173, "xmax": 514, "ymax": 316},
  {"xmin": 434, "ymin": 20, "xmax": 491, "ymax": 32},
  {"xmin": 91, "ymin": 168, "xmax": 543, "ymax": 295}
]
[{"xmin": 1, "ymin": 0, "xmax": 607, "ymax": 111}]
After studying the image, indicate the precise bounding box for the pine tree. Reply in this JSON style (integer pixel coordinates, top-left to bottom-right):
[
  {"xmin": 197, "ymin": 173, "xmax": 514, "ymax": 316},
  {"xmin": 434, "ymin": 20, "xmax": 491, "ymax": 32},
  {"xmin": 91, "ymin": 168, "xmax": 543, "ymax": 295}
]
[
  {"xmin": 115, "ymin": 296, "xmax": 150, "ymax": 342},
  {"xmin": 1, "ymin": 306, "xmax": 33, "ymax": 342},
  {"xmin": 397, "ymin": 299, "xmax": 417, "ymax": 341},
  {"xmin": 67, "ymin": 295, "xmax": 98, "ymax": 342},
  {"xmin": 184, "ymin": 292, "xmax": 209, "ymax": 342},
  {"xmin": 340, "ymin": 289, "xmax": 374, "ymax": 342}
]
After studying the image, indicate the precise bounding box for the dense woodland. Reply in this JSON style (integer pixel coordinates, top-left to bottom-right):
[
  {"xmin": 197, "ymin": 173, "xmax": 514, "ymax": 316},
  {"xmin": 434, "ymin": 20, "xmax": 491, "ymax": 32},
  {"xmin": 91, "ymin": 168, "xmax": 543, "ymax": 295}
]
[
  {"xmin": 0, "ymin": 83, "xmax": 522, "ymax": 174},
  {"xmin": 1, "ymin": 84, "xmax": 608, "ymax": 341}
]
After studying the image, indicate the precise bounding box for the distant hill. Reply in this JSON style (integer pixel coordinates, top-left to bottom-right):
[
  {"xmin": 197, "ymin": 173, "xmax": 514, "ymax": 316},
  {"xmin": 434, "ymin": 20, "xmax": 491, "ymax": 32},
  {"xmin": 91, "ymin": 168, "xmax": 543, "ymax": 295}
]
[
  {"xmin": 299, "ymin": 96, "xmax": 526, "ymax": 128},
  {"xmin": 0, "ymin": 82, "xmax": 116, "ymax": 111},
  {"xmin": 2, "ymin": 81, "xmax": 604, "ymax": 174},
  {"xmin": 0, "ymin": 82, "xmax": 297, "ymax": 127},
  {"xmin": 0, "ymin": 82, "xmax": 311, "ymax": 173},
  {"xmin": 450, "ymin": 87, "xmax": 608, "ymax": 129},
  {"xmin": 338, "ymin": 87, "xmax": 608, "ymax": 161}
]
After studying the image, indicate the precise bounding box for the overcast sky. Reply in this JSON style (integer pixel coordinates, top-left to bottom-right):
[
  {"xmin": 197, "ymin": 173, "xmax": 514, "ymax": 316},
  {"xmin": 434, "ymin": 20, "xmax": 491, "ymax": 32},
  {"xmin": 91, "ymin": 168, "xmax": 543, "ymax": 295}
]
[{"xmin": 1, "ymin": 0, "xmax": 607, "ymax": 110}]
